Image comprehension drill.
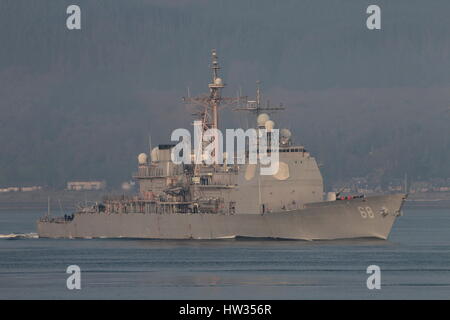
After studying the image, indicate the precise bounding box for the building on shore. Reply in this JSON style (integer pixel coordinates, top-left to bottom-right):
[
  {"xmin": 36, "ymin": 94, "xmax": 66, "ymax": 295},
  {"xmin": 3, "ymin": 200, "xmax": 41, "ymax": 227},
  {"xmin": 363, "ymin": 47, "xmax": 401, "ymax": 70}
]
[
  {"xmin": 0, "ymin": 186, "xmax": 42, "ymax": 193},
  {"xmin": 66, "ymin": 181, "xmax": 106, "ymax": 191}
]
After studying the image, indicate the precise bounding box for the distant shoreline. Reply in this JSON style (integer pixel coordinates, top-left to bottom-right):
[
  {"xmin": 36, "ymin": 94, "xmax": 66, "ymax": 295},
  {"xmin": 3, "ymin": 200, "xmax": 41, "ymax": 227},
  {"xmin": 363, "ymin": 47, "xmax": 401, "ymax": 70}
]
[
  {"xmin": 403, "ymin": 200, "xmax": 450, "ymax": 209},
  {"xmin": 0, "ymin": 190, "xmax": 105, "ymax": 211}
]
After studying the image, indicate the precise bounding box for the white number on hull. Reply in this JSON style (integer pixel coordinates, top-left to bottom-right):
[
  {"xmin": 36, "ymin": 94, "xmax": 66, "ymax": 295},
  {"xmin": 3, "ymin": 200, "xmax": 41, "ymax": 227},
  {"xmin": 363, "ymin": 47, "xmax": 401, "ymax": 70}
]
[
  {"xmin": 366, "ymin": 207, "xmax": 374, "ymax": 218},
  {"xmin": 358, "ymin": 206, "xmax": 374, "ymax": 219}
]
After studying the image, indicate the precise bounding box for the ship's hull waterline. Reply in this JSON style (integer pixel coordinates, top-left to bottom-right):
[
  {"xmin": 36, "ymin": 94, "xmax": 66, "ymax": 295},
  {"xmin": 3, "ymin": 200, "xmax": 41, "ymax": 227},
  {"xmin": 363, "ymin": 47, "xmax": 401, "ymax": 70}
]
[{"xmin": 37, "ymin": 194, "xmax": 406, "ymax": 240}]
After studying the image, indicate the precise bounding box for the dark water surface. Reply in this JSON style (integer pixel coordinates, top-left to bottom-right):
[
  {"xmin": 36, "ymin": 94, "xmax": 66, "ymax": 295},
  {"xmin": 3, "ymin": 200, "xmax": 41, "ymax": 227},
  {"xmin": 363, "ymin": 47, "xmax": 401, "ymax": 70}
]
[{"xmin": 0, "ymin": 208, "xmax": 449, "ymax": 299}]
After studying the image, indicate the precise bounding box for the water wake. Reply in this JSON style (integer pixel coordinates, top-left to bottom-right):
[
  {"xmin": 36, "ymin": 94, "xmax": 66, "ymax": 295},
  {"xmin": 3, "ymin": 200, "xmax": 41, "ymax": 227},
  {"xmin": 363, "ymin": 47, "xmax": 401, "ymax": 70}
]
[{"xmin": 0, "ymin": 232, "xmax": 38, "ymax": 240}]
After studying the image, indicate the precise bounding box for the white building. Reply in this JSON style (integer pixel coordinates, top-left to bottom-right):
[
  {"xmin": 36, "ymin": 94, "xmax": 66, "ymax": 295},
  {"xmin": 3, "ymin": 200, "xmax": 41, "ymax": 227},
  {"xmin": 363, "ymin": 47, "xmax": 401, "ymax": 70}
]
[{"xmin": 67, "ymin": 181, "xmax": 106, "ymax": 191}]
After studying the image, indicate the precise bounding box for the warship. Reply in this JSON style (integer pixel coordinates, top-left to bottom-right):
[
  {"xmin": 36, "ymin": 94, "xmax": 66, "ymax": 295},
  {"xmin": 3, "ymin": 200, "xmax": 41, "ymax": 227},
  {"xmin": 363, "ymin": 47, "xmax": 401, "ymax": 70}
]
[{"xmin": 37, "ymin": 50, "xmax": 406, "ymax": 240}]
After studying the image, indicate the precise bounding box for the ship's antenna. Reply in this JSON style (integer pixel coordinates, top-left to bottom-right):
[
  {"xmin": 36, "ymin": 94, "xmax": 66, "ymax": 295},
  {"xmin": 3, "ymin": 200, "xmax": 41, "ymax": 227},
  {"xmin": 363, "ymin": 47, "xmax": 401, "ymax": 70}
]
[
  {"xmin": 404, "ymin": 173, "xmax": 408, "ymax": 194},
  {"xmin": 256, "ymin": 80, "xmax": 261, "ymax": 110},
  {"xmin": 183, "ymin": 49, "xmax": 247, "ymax": 133},
  {"xmin": 58, "ymin": 199, "xmax": 66, "ymax": 216},
  {"xmin": 209, "ymin": 49, "xmax": 224, "ymax": 129},
  {"xmin": 182, "ymin": 50, "xmax": 247, "ymax": 177},
  {"xmin": 257, "ymin": 162, "xmax": 262, "ymax": 214},
  {"xmin": 233, "ymin": 81, "xmax": 285, "ymax": 119},
  {"xmin": 148, "ymin": 134, "xmax": 152, "ymax": 161},
  {"xmin": 47, "ymin": 196, "xmax": 51, "ymax": 217}
]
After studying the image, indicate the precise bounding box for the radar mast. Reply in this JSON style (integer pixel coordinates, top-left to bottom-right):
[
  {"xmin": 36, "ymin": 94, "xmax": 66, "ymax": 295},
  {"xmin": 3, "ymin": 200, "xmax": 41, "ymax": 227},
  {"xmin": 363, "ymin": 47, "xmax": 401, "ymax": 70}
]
[
  {"xmin": 234, "ymin": 80, "xmax": 285, "ymax": 117},
  {"xmin": 183, "ymin": 49, "xmax": 247, "ymax": 133}
]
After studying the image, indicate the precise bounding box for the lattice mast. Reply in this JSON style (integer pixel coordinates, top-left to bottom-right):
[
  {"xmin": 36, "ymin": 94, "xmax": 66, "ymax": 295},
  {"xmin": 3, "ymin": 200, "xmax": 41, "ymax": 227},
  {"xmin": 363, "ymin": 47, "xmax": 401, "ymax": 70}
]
[{"xmin": 183, "ymin": 49, "xmax": 247, "ymax": 133}]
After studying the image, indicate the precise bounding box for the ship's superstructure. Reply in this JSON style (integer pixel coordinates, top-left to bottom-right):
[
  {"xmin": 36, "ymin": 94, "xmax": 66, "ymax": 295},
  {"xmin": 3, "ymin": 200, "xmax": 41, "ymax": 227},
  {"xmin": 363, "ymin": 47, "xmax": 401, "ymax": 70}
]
[
  {"xmin": 104, "ymin": 49, "xmax": 323, "ymax": 216},
  {"xmin": 37, "ymin": 50, "xmax": 406, "ymax": 240}
]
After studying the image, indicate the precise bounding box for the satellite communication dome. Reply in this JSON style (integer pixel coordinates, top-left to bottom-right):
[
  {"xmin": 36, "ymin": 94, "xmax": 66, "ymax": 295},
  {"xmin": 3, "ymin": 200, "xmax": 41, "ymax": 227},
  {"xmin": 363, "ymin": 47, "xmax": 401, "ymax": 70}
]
[
  {"xmin": 121, "ymin": 182, "xmax": 132, "ymax": 191},
  {"xmin": 257, "ymin": 113, "xmax": 270, "ymax": 127},
  {"xmin": 280, "ymin": 128, "xmax": 292, "ymax": 139},
  {"xmin": 265, "ymin": 120, "xmax": 275, "ymax": 131},
  {"xmin": 150, "ymin": 147, "xmax": 159, "ymax": 162},
  {"xmin": 138, "ymin": 153, "xmax": 148, "ymax": 165},
  {"xmin": 214, "ymin": 77, "xmax": 223, "ymax": 85}
]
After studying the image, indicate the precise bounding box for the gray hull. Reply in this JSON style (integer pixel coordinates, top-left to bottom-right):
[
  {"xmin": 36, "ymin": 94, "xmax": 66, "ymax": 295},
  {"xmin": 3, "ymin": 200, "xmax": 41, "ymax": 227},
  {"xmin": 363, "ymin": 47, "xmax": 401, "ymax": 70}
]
[{"xmin": 37, "ymin": 194, "xmax": 406, "ymax": 240}]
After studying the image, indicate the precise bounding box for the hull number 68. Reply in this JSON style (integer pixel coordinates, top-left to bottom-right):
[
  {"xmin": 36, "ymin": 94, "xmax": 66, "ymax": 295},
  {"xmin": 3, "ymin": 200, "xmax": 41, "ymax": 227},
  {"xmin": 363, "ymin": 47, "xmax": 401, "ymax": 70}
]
[{"xmin": 358, "ymin": 206, "xmax": 374, "ymax": 219}]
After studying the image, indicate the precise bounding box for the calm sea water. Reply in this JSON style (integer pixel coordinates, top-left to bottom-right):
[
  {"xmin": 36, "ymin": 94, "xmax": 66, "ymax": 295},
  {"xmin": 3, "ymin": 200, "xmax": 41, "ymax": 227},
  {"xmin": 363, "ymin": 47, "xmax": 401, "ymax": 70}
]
[{"xmin": 0, "ymin": 207, "xmax": 449, "ymax": 299}]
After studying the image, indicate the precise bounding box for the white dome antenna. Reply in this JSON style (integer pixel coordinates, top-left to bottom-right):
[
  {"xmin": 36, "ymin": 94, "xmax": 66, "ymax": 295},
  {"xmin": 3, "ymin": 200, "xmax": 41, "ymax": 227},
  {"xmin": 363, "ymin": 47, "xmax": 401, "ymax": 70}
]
[
  {"xmin": 280, "ymin": 128, "xmax": 292, "ymax": 139},
  {"xmin": 150, "ymin": 147, "xmax": 159, "ymax": 162},
  {"xmin": 138, "ymin": 153, "xmax": 148, "ymax": 165},
  {"xmin": 280, "ymin": 128, "xmax": 292, "ymax": 146},
  {"xmin": 257, "ymin": 113, "xmax": 270, "ymax": 127},
  {"xmin": 265, "ymin": 120, "xmax": 275, "ymax": 132}
]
